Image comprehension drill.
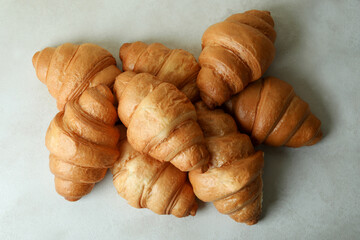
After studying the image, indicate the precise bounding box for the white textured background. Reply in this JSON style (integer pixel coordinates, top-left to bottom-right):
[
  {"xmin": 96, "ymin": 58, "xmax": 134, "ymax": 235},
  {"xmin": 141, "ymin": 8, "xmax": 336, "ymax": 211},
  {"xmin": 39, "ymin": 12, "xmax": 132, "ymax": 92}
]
[{"xmin": 1, "ymin": 0, "xmax": 359, "ymax": 239}]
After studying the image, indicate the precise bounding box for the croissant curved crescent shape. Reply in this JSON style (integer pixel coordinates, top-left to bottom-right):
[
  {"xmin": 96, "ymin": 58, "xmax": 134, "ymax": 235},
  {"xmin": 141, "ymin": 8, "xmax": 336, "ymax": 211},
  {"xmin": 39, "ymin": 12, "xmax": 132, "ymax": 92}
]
[
  {"xmin": 189, "ymin": 102, "xmax": 264, "ymax": 225},
  {"xmin": 113, "ymin": 72, "xmax": 209, "ymax": 172},
  {"xmin": 120, "ymin": 41, "xmax": 200, "ymax": 102},
  {"xmin": 45, "ymin": 85, "xmax": 120, "ymax": 201},
  {"xmin": 197, "ymin": 10, "xmax": 276, "ymax": 108},
  {"xmin": 112, "ymin": 138, "xmax": 198, "ymax": 217},
  {"xmin": 225, "ymin": 77, "xmax": 323, "ymax": 147},
  {"xmin": 32, "ymin": 43, "xmax": 121, "ymax": 110}
]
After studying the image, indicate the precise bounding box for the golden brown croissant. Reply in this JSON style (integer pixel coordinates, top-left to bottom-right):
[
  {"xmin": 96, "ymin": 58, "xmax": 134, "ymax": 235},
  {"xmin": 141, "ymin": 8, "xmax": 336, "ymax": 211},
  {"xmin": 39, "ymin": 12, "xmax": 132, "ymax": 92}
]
[
  {"xmin": 112, "ymin": 138, "xmax": 198, "ymax": 217},
  {"xmin": 225, "ymin": 76, "xmax": 323, "ymax": 147},
  {"xmin": 197, "ymin": 10, "xmax": 276, "ymax": 108},
  {"xmin": 32, "ymin": 43, "xmax": 121, "ymax": 111},
  {"xmin": 189, "ymin": 102, "xmax": 264, "ymax": 225},
  {"xmin": 120, "ymin": 41, "xmax": 200, "ymax": 102},
  {"xmin": 45, "ymin": 85, "xmax": 120, "ymax": 201},
  {"xmin": 113, "ymin": 71, "xmax": 209, "ymax": 172}
]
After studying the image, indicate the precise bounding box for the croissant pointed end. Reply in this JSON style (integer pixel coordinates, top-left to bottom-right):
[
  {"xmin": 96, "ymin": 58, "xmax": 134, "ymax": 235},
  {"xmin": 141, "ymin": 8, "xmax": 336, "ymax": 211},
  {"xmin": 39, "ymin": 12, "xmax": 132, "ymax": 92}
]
[
  {"xmin": 245, "ymin": 218, "xmax": 259, "ymax": 225},
  {"xmin": 65, "ymin": 197, "xmax": 81, "ymax": 202},
  {"xmin": 246, "ymin": 9, "xmax": 270, "ymax": 15},
  {"xmin": 32, "ymin": 51, "xmax": 39, "ymax": 68},
  {"xmin": 56, "ymin": 101, "xmax": 65, "ymax": 112},
  {"xmin": 307, "ymin": 129, "xmax": 323, "ymax": 146},
  {"xmin": 199, "ymin": 93, "xmax": 217, "ymax": 110},
  {"xmin": 200, "ymin": 163, "xmax": 209, "ymax": 173},
  {"xmin": 190, "ymin": 202, "xmax": 198, "ymax": 216},
  {"xmin": 33, "ymin": 47, "xmax": 56, "ymax": 84},
  {"xmin": 119, "ymin": 43, "xmax": 131, "ymax": 61},
  {"xmin": 197, "ymin": 67, "xmax": 232, "ymax": 108}
]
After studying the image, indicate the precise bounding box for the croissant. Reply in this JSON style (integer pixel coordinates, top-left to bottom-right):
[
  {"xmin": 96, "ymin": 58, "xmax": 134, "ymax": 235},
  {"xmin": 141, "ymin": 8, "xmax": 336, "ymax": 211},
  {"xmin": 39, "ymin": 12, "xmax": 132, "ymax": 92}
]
[
  {"xmin": 197, "ymin": 10, "xmax": 276, "ymax": 108},
  {"xmin": 120, "ymin": 41, "xmax": 200, "ymax": 102},
  {"xmin": 112, "ymin": 138, "xmax": 198, "ymax": 217},
  {"xmin": 45, "ymin": 85, "xmax": 120, "ymax": 201},
  {"xmin": 32, "ymin": 43, "xmax": 121, "ymax": 110},
  {"xmin": 189, "ymin": 102, "xmax": 264, "ymax": 225},
  {"xmin": 113, "ymin": 71, "xmax": 209, "ymax": 172},
  {"xmin": 225, "ymin": 76, "xmax": 322, "ymax": 147}
]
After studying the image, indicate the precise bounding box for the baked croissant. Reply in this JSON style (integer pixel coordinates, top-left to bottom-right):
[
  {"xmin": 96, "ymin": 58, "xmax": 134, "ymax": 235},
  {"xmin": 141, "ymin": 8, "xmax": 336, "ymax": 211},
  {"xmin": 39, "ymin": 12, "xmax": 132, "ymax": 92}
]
[
  {"xmin": 112, "ymin": 138, "xmax": 198, "ymax": 217},
  {"xmin": 32, "ymin": 43, "xmax": 121, "ymax": 111},
  {"xmin": 113, "ymin": 71, "xmax": 209, "ymax": 172},
  {"xmin": 189, "ymin": 102, "xmax": 264, "ymax": 225},
  {"xmin": 45, "ymin": 85, "xmax": 120, "ymax": 201},
  {"xmin": 197, "ymin": 10, "xmax": 276, "ymax": 108},
  {"xmin": 120, "ymin": 41, "xmax": 200, "ymax": 102},
  {"xmin": 225, "ymin": 77, "xmax": 322, "ymax": 147}
]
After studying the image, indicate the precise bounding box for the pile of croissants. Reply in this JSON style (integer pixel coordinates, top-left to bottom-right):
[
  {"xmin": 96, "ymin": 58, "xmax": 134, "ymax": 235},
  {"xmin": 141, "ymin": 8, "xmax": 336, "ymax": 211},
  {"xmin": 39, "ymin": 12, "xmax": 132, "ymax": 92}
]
[{"xmin": 32, "ymin": 10, "xmax": 322, "ymax": 225}]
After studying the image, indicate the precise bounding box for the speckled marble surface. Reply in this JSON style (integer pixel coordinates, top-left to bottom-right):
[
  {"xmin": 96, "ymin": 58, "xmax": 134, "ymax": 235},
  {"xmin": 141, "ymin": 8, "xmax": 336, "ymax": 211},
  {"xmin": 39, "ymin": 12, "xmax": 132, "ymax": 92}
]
[{"xmin": 1, "ymin": 0, "xmax": 359, "ymax": 239}]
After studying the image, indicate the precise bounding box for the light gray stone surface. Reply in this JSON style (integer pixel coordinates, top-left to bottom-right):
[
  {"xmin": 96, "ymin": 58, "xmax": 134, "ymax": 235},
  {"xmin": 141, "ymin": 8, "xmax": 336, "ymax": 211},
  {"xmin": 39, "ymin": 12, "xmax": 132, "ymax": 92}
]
[{"xmin": 0, "ymin": 0, "xmax": 359, "ymax": 239}]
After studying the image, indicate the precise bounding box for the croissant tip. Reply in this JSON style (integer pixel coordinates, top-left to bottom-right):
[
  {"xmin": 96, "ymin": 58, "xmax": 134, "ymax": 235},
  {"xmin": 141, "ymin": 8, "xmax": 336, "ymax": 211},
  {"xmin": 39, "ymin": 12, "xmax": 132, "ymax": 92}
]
[
  {"xmin": 201, "ymin": 163, "xmax": 209, "ymax": 173},
  {"xmin": 307, "ymin": 129, "xmax": 323, "ymax": 146},
  {"xmin": 119, "ymin": 43, "xmax": 131, "ymax": 60},
  {"xmin": 65, "ymin": 197, "xmax": 81, "ymax": 202},
  {"xmin": 32, "ymin": 51, "xmax": 39, "ymax": 68},
  {"xmin": 56, "ymin": 101, "xmax": 65, "ymax": 112},
  {"xmin": 244, "ymin": 213, "xmax": 261, "ymax": 225},
  {"xmin": 246, "ymin": 9, "xmax": 271, "ymax": 15},
  {"xmin": 245, "ymin": 219, "xmax": 259, "ymax": 225},
  {"xmin": 190, "ymin": 203, "xmax": 198, "ymax": 216}
]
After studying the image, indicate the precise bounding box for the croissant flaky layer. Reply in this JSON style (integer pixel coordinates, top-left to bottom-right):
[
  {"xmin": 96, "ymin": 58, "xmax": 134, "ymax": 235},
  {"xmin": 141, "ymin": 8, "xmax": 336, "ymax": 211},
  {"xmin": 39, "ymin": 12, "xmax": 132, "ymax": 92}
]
[
  {"xmin": 120, "ymin": 41, "xmax": 200, "ymax": 102},
  {"xmin": 32, "ymin": 43, "xmax": 121, "ymax": 110},
  {"xmin": 46, "ymin": 85, "xmax": 120, "ymax": 201},
  {"xmin": 225, "ymin": 77, "xmax": 323, "ymax": 147},
  {"xmin": 189, "ymin": 102, "xmax": 264, "ymax": 225},
  {"xmin": 113, "ymin": 72, "xmax": 209, "ymax": 172},
  {"xmin": 197, "ymin": 10, "xmax": 276, "ymax": 108},
  {"xmin": 112, "ymin": 139, "xmax": 198, "ymax": 217}
]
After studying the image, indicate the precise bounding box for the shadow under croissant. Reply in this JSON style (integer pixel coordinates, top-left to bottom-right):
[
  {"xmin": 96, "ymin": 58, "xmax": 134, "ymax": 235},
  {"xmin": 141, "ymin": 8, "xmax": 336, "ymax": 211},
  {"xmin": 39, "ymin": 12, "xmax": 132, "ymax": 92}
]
[
  {"xmin": 257, "ymin": 76, "xmax": 331, "ymax": 220},
  {"xmin": 266, "ymin": 2, "xmax": 302, "ymax": 65},
  {"xmin": 257, "ymin": 145, "xmax": 291, "ymax": 220},
  {"xmin": 195, "ymin": 197, "xmax": 207, "ymax": 211}
]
